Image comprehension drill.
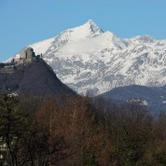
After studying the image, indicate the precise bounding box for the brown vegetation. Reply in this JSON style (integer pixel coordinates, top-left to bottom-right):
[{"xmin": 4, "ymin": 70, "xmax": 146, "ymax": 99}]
[{"xmin": 0, "ymin": 94, "xmax": 166, "ymax": 166}]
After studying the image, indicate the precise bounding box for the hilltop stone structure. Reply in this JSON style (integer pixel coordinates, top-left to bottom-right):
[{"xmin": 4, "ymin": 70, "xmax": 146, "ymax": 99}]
[
  {"xmin": 18, "ymin": 47, "xmax": 36, "ymax": 63},
  {"xmin": 0, "ymin": 48, "xmax": 40, "ymax": 73}
]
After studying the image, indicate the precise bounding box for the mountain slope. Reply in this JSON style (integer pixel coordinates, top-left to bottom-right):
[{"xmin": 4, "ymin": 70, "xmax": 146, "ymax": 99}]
[
  {"xmin": 98, "ymin": 85, "xmax": 166, "ymax": 112},
  {"xmin": 0, "ymin": 50, "xmax": 75, "ymax": 96},
  {"xmin": 12, "ymin": 20, "xmax": 166, "ymax": 95}
]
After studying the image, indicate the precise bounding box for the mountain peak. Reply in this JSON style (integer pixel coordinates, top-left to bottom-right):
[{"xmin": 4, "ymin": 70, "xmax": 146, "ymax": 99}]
[
  {"xmin": 132, "ymin": 35, "xmax": 154, "ymax": 43},
  {"xmin": 55, "ymin": 20, "xmax": 103, "ymax": 42},
  {"xmin": 81, "ymin": 19, "xmax": 103, "ymax": 34},
  {"xmin": 10, "ymin": 22, "xmax": 166, "ymax": 96},
  {"xmin": 84, "ymin": 19, "xmax": 99, "ymax": 27},
  {"xmin": 85, "ymin": 19, "xmax": 96, "ymax": 24}
]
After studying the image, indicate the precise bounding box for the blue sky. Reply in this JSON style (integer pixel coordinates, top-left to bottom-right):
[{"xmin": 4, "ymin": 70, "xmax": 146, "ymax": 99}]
[{"xmin": 0, "ymin": 0, "xmax": 166, "ymax": 61}]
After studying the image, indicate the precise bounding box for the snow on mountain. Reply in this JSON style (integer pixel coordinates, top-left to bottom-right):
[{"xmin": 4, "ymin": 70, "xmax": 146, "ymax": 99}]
[{"xmin": 11, "ymin": 20, "xmax": 166, "ymax": 96}]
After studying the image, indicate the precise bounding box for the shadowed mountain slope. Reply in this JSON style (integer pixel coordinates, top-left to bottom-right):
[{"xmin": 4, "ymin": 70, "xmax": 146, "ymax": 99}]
[
  {"xmin": 98, "ymin": 85, "xmax": 166, "ymax": 112},
  {"xmin": 0, "ymin": 49, "xmax": 76, "ymax": 96}
]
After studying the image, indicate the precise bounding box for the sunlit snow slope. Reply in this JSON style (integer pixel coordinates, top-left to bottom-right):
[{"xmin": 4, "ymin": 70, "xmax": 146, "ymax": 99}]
[{"xmin": 13, "ymin": 20, "xmax": 166, "ymax": 96}]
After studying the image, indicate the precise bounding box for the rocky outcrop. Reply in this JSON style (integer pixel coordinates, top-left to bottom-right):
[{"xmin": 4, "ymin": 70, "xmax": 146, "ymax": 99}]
[
  {"xmin": 0, "ymin": 48, "xmax": 39, "ymax": 74},
  {"xmin": 0, "ymin": 50, "xmax": 75, "ymax": 96}
]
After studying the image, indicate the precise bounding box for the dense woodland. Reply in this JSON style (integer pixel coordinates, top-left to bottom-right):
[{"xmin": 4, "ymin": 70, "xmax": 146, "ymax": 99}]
[{"xmin": 0, "ymin": 94, "xmax": 166, "ymax": 166}]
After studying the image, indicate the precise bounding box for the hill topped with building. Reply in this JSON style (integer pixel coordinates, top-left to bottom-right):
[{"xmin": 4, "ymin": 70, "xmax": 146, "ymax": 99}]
[
  {"xmin": 0, "ymin": 48, "xmax": 75, "ymax": 96},
  {"xmin": 14, "ymin": 47, "xmax": 42, "ymax": 64},
  {"xmin": 0, "ymin": 47, "xmax": 41, "ymax": 73}
]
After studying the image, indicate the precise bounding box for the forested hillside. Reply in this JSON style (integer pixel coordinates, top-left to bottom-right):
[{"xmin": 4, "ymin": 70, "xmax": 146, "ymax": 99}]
[{"xmin": 0, "ymin": 94, "xmax": 166, "ymax": 166}]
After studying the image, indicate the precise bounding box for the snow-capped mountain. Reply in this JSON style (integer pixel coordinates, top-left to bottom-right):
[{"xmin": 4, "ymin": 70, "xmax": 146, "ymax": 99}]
[{"xmin": 12, "ymin": 20, "xmax": 166, "ymax": 96}]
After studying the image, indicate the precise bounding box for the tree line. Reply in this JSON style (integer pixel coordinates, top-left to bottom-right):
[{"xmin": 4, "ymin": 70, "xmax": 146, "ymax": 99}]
[{"xmin": 0, "ymin": 94, "xmax": 166, "ymax": 166}]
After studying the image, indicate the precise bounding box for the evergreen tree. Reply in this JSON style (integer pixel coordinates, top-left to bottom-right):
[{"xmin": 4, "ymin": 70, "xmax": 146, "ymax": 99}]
[{"xmin": 0, "ymin": 94, "xmax": 27, "ymax": 166}]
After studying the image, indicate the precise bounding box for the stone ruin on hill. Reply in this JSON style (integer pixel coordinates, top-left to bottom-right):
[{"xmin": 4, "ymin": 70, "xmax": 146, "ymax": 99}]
[
  {"xmin": 0, "ymin": 48, "xmax": 41, "ymax": 73},
  {"xmin": 15, "ymin": 47, "xmax": 40, "ymax": 64}
]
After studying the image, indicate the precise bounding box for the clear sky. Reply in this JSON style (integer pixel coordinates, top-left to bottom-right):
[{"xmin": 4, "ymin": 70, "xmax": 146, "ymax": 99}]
[{"xmin": 0, "ymin": 0, "xmax": 166, "ymax": 61}]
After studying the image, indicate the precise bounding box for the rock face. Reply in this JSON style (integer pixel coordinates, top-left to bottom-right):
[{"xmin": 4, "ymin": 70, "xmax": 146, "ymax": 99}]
[{"xmin": 0, "ymin": 52, "xmax": 75, "ymax": 96}]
